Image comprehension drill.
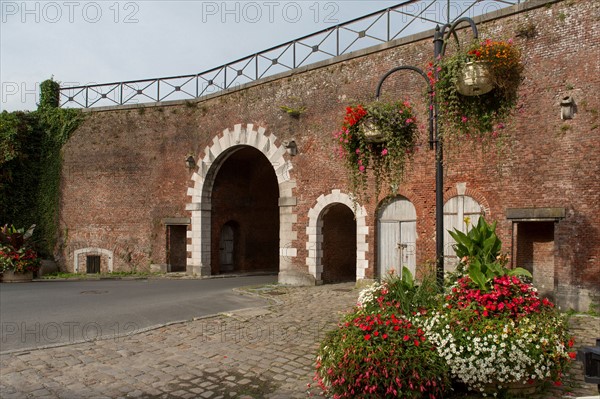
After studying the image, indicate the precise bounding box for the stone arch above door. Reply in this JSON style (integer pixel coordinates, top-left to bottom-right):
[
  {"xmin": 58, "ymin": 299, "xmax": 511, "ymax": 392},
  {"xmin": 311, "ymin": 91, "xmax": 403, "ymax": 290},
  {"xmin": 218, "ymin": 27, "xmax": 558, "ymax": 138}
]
[
  {"xmin": 73, "ymin": 247, "xmax": 114, "ymax": 273},
  {"xmin": 306, "ymin": 190, "xmax": 368, "ymax": 283},
  {"xmin": 185, "ymin": 123, "xmax": 296, "ymax": 277}
]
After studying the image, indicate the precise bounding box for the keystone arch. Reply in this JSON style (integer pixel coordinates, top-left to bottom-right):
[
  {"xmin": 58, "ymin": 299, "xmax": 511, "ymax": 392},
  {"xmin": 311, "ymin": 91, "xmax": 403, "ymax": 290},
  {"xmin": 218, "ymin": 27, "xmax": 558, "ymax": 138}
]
[
  {"xmin": 306, "ymin": 190, "xmax": 369, "ymax": 283},
  {"xmin": 185, "ymin": 124, "xmax": 297, "ymax": 278}
]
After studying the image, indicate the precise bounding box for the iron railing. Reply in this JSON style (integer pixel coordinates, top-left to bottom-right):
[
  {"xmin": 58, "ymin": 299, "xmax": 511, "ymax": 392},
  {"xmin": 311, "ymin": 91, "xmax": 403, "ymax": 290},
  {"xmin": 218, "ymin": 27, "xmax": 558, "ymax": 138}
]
[{"xmin": 59, "ymin": 0, "xmax": 521, "ymax": 108}]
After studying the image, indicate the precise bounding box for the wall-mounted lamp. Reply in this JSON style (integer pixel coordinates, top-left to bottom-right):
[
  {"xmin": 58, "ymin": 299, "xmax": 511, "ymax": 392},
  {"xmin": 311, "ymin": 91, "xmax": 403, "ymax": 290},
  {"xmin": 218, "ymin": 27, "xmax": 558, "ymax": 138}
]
[
  {"xmin": 560, "ymin": 96, "xmax": 576, "ymax": 120},
  {"xmin": 283, "ymin": 140, "xmax": 298, "ymax": 156},
  {"xmin": 185, "ymin": 155, "xmax": 196, "ymax": 169}
]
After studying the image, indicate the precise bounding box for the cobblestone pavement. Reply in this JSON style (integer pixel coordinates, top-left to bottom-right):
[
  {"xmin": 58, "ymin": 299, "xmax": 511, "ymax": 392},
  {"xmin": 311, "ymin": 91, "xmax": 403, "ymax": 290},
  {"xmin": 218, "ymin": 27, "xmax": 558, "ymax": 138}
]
[{"xmin": 1, "ymin": 282, "xmax": 599, "ymax": 399}]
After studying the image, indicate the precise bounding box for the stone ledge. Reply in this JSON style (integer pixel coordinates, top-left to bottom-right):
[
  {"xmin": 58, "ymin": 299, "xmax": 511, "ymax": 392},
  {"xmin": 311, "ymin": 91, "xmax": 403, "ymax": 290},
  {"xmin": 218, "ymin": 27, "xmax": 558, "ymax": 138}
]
[{"xmin": 506, "ymin": 207, "xmax": 566, "ymax": 221}]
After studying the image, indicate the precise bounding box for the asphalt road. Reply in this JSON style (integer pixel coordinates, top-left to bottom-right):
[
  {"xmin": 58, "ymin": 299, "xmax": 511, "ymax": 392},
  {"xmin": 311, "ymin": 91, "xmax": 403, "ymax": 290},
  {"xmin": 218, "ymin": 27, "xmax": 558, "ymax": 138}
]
[{"xmin": 0, "ymin": 275, "xmax": 277, "ymax": 353}]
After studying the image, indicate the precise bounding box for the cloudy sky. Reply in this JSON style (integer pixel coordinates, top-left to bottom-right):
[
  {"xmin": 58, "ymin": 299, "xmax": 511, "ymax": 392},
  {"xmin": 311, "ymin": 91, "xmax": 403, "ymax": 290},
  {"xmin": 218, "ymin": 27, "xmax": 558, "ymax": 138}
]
[{"xmin": 1, "ymin": 1, "xmax": 514, "ymax": 111}]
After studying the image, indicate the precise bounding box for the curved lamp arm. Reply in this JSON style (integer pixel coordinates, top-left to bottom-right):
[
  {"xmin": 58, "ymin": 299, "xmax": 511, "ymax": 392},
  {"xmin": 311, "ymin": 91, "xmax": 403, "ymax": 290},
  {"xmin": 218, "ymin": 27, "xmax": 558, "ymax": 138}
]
[
  {"xmin": 439, "ymin": 17, "xmax": 479, "ymax": 57},
  {"xmin": 375, "ymin": 66, "xmax": 435, "ymax": 149}
]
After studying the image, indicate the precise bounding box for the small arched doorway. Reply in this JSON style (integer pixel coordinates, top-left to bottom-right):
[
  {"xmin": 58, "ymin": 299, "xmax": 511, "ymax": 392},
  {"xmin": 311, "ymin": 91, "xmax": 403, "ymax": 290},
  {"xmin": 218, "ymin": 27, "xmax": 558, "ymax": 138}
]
[
  {"xmin": 321, "ymin": 203, "xmax": 356, "ymax": 283},
  {"xmin": 210, "ymin": 146, "xmax": 279, "ymax": 274},
  {"xmin": 377, "ymin": 196, "xmax": 417, "ymax": 278}
]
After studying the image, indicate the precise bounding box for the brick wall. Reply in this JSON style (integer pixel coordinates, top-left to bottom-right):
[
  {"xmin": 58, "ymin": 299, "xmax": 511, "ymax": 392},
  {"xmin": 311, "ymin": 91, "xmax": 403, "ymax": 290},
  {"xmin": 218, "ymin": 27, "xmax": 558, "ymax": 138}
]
[{"xmin": 58, "ymin": 0, "xmax": 599, "ymax": 310}]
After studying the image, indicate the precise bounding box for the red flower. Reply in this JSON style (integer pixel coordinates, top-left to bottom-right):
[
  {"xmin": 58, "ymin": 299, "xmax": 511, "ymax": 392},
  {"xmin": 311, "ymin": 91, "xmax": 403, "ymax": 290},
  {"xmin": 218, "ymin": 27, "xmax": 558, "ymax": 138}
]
[{"xmin": 364, "ymin": 334, "xmax": 371, "ymax": 341}]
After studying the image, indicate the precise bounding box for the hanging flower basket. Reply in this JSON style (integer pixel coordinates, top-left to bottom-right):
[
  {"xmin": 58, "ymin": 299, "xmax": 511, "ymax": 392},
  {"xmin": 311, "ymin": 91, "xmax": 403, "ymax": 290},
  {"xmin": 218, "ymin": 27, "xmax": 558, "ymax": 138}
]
[
  {"xmin": 456, "ymin": 61, "xmax": 494, "ymax": 96},
  {"xmin": 433, "ymin": 38, "xmax": 524, "ymax": 139},
  {"xmin": 334, "ymin": 100, "xmax": 419, "ymax": 201}
]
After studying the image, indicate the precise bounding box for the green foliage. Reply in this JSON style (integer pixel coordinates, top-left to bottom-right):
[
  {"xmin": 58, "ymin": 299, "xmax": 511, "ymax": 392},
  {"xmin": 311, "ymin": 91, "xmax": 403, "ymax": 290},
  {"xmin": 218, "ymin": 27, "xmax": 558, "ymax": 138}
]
[
  {"xmin": 0, "ymin": 224, "xmax": 35, "ymax": 250},
  {"xmin": 449, "ymin": 218, "xmax": 531, "ymax": 291},
  {"xmin": 279, "ymin": 105, "xmax": 306, "ymax": 117},
  {"xmin": 0, "ymin": 78, "xmax": 84, "ymax": 257},
  {"xmin": 359, "ymin": 267, "xmax": 441, "ymax": 316},
  {"xmin": 0, "ymin": 111, "xmax": 43, "ymax": 230},
  {"xmin": 39, "ymin": 79, "xmax": 60, "ymax": 109},
  {"xmin": 449, "ymin": 217, "xmax": 501, "ymax": 265},
  {"xmin": 0, "ymin": 224, "xmax": 41, "ymax": 273}
]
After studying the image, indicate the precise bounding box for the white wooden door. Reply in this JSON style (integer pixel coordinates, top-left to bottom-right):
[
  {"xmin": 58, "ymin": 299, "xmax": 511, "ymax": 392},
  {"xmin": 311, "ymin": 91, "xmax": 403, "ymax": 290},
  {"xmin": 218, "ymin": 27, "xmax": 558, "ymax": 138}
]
[
  {"xmin": 443, "ymin": 195, "xmax": 482, "ymax": 271},
  {"xmin": 379, "ymin": 221, "xmax": 400, "ymax": 277},
  {"xmin": 219, "ymin": 225, "xmax": 234, "ymax": 272},
  {"xmin": 378, "ymin": 197, "xmax": 417, "ymax": 278}
]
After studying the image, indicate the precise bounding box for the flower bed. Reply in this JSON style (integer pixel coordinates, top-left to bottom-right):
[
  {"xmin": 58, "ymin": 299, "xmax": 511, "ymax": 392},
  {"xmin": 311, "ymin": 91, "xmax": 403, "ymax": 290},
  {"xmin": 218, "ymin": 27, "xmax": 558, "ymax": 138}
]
[
  {"xmin": 422, "ymin": 274, "xmax": 574, "ymax": 394},
  {"xmin": 314, "ymin": 219, "xmax": 576, "ymax": 398},
  {"xmin": 0, "ymin": 224, "xmax": 41, "ymax": 277},
  {"xmin": 315, "ymin": 269, "xmax": 449, "ymax": 399}
]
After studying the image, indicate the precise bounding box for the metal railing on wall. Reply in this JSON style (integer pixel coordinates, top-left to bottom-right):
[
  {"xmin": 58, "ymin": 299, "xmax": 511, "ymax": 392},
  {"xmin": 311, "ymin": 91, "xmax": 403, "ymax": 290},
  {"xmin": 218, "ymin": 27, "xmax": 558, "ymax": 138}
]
[{"xmin": 59, "ymin": 0, "xmax": 520, "ymax": 109}]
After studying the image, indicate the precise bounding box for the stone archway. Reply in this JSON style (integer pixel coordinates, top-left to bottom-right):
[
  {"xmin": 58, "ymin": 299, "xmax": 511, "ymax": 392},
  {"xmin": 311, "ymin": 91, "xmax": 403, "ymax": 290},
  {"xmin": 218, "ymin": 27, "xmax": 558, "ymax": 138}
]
[
  {"xmin": 306, "ymin": 190, "xmax": 368, "ymax": 283},
  {"xmin": 186, "ymin": 124, "xmax": 296, "ymax": 277},
  {"xmin": 210, "ymin": 147, "xmax": 278, "ymax": 274}
]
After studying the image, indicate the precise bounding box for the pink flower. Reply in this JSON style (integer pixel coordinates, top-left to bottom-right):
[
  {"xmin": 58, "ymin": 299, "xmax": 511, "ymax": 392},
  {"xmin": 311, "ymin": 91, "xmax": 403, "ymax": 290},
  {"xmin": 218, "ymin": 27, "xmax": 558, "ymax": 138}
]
[
  {"xmin": 405, "ymin": 118, "xmax": 414, "ymax": 125},
  {"xmin": 355, "ymin": 148, "xmax": 360, "ymax": 154},
  {"xmin": 403, "ymin": 100, "xmax": 411, "ymax": 107},
  {"xmin": 359, "ymin": 165, "xmax": 365, "ymax": 172},
  {"xmin": 381, "ymin": 148, "xmax": 388, "ymax": 156},
  {"xmin": 461, "ymin": 116, "xmax": 468, "ymax": 123}
]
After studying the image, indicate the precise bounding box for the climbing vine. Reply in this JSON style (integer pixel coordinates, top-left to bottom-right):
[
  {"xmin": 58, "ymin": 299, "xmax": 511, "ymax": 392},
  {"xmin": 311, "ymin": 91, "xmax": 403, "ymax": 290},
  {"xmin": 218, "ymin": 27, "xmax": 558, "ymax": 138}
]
[{"xmin": 0, "ymin": 78, "xmax": 84, "ymax": 257}]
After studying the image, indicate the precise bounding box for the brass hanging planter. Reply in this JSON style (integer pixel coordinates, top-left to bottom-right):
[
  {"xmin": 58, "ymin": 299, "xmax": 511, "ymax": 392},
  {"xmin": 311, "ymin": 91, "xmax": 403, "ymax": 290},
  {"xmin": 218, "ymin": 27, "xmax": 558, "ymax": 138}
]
[
  {"xmin": 456, "ymin": 61, "xmax": 494, "ymax": 96},
  {"xmin": 361, "ymin": 120, "xmax": 386, "ymax": 143}
]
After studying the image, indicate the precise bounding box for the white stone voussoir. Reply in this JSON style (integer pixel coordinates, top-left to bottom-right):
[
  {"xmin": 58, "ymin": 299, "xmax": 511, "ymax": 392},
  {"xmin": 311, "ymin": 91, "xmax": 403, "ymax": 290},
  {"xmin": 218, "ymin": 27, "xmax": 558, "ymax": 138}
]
[
  {"xmin": 186, "ymin": 124, "xmax": 296, "ymax": 277},
  {"xmin": 305, "ymin": 190, "xmax": 368, "ymax": 283}
]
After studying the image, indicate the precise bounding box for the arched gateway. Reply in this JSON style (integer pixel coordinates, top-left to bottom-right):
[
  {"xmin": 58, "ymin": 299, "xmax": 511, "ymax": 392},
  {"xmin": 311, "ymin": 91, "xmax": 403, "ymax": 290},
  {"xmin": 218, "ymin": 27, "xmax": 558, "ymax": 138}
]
[{"xmin": 186, "ymin": 124, "xmax": 297, "ymax": 278}]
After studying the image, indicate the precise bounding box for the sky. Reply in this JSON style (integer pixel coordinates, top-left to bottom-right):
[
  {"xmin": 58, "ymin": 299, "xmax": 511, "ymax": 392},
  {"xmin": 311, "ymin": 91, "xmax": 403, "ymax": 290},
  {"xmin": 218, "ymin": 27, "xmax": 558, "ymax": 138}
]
[{"xmin": 0, "ymin": 1, "xmax": 516, "ymax": 111}]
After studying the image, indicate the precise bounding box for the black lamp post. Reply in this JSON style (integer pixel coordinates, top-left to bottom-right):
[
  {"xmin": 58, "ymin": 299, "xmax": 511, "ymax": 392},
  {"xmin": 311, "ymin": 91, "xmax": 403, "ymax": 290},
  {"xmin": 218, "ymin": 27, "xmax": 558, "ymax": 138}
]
[{"xmin": 375, "ymin": 17, "xmax": 479, "ymax": 288}]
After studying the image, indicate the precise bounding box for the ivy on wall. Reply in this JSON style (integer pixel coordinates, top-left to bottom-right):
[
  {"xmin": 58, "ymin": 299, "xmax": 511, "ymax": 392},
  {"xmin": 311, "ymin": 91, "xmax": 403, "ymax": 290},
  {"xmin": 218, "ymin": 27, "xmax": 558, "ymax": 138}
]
[{"xmin": 0, "ymin": 79, "xmax": 84, "ymax": 257}]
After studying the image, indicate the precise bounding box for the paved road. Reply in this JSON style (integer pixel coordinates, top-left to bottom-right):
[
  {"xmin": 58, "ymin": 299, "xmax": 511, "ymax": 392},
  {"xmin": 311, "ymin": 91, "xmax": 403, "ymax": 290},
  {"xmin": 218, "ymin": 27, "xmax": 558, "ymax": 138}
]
[
  {"xmin": 0, "ymin": 275, "xmax": 277, "ymax": 353},
  {"xmin": 0, "ymin": 282, "xmax": 598, "ymax": 399}
]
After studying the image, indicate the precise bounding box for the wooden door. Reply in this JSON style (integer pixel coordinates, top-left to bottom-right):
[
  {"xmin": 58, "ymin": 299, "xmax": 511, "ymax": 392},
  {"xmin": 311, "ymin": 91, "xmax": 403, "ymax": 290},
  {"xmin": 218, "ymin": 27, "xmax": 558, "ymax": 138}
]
[
  {"xmin": 219, "ymin": 224, "xmax": 235, "ymax": 272},
  {"xmin": 378, "ymin": 197, "xmax": 417, "ymax": 278},
  {"xmin": 443, "ymin": 195, "xmax": 482, "ymax": 271}
]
